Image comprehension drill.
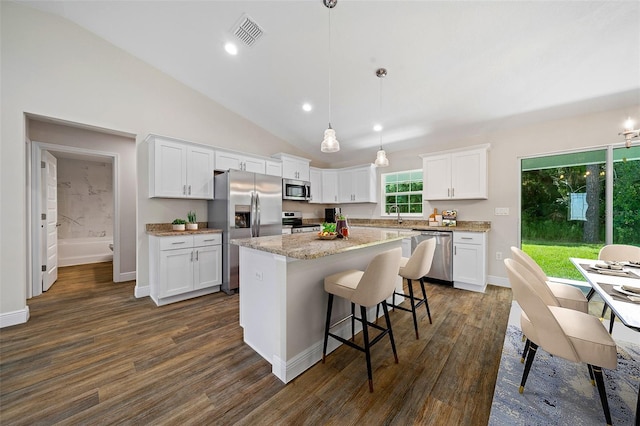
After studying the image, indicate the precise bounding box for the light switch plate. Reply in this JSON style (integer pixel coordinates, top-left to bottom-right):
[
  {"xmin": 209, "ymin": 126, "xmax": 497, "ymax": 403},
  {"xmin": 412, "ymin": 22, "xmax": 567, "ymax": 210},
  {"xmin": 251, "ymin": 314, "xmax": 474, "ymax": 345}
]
[{"xmin": 495, "ymin": 207, "xmax": 510, "ymax": 216}]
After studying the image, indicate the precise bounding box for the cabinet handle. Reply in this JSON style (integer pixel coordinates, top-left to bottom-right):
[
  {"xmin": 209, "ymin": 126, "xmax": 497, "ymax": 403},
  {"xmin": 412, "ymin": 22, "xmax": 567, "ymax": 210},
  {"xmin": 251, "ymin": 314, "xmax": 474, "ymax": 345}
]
[
  {"xmin": 190, "ymin": 251, "xmax": 194, "ymax": 262},
  {"xmin": 454, "ymin": 246, "xmax": 457, "ymax": 255},
  {"xmin": 188, "ymin": 185, "xmax": 192, "ymax": 195},
  {"xmin": 452, "ymin": 188, "xmax": 455, "ymax": 197},
  {"xmin": 195, "ymin": 250, "xmax": 199, "ymax": 261},
  {"xmin": 461, "ymin": 237, "xmax": 473, "ymax": 240},
  {"xmin": 203, "ymin": 239, "xmax": 216, "ymax": 242},
  {"xmin": 184, "ymin": 185, "xmax": 187, "ymax": 195},
  {"xmin": 447, "ymin": 188, "xmax": 450, "ymax": 197},
  {"xmin": 171, "ymin": 241, "xmax": 186, "ymax": 245}
]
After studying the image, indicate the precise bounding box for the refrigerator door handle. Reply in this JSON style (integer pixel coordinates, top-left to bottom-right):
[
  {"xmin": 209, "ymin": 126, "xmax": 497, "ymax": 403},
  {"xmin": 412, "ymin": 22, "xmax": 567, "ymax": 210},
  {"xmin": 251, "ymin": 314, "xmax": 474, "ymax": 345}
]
[
  {"xmin": 250, "ymin": 191, "xmax": 256, "ymax": 237},
  {"xmin": 255, "ymin": 192, "xmax": 261, "ymax": 236}
]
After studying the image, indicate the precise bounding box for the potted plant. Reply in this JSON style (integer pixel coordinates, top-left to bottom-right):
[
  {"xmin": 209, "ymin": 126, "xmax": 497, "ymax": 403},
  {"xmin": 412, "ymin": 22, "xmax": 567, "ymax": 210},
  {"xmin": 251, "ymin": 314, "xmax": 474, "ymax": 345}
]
[
  {"xmin": 172, "ymin": 218, "xmax": 186, "ymax": 231},
  {"xmin": 186, "ymin": 211, "xmax": 198, "ymax": 230}
]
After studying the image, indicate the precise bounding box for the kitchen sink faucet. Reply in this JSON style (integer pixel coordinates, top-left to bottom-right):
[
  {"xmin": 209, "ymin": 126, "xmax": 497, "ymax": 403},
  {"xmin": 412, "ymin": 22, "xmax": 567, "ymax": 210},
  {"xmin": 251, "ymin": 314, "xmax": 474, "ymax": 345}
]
[{"xmin": 388, "ymin": 205, "xmax": 403, "ymax": 224}]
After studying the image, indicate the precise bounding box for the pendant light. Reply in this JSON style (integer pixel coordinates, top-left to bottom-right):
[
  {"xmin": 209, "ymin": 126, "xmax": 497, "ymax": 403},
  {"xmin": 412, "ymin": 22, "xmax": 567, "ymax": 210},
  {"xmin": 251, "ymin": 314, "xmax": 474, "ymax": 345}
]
[
  {"xmin": 374, "ymin": 67, "xmax": 389, "ymax": 167},
  {"xmin": 321, "ymin": 0, "xmax": 340, "ymax": 153}
]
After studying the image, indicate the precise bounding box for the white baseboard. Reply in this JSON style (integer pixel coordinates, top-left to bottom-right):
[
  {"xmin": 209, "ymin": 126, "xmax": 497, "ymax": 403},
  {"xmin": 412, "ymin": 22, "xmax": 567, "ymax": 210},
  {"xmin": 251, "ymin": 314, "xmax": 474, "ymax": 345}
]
[
  {"xmin": 116, "ymin": 271, "xmax": 136, "ymax": 282},
  {"xmin": 134, "ymin": 284, "xmax": 150, "ymax": 298},
  {"xmin": 0, "ymin": 306, "xmax": 30, "ymax": 328},
  {"xmin": 488, "ymin": 275, "xmax": 510, "ymax": 288}
]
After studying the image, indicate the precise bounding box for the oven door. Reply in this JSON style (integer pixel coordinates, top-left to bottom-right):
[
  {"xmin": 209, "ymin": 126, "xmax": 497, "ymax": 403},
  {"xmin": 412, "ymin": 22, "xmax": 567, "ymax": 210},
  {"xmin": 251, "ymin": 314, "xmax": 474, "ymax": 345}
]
[{"xmin": 282, "ymin": 179, "xmax": 311, "ymax": 200}]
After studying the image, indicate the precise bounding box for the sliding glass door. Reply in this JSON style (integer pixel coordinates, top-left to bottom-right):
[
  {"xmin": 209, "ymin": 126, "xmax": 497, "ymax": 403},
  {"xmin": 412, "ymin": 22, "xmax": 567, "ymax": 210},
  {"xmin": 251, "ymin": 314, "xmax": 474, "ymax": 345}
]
[{"xmin": 521, "ymin": 146, "xmax": 639, "ymax": 281}]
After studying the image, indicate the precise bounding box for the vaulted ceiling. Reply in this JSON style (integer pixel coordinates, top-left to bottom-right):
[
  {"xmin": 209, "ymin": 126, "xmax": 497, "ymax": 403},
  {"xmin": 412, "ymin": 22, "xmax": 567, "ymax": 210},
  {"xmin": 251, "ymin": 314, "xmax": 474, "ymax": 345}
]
[{"xmin": 18, "ymin": 1, "xmax": 640, "ymax": 163}]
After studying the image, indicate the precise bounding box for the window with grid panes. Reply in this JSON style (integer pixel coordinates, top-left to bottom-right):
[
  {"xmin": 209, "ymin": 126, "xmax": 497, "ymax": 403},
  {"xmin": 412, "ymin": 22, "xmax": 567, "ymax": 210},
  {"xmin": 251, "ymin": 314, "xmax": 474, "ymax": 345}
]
[{"xmin": 382, "ymin": 170, "xmax": 423, "ymax": 216}]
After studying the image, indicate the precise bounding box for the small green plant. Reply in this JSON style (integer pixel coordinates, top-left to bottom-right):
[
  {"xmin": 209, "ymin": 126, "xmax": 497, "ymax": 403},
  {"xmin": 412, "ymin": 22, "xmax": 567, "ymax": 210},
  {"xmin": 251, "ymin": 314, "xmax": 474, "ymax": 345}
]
[
  {"xmin": 187, "ymin": 211, "xmax": 196, "ymax": 223},
  {"xmin": 172, "ymin": 218, "xmax": 187, "ymax": 225}
]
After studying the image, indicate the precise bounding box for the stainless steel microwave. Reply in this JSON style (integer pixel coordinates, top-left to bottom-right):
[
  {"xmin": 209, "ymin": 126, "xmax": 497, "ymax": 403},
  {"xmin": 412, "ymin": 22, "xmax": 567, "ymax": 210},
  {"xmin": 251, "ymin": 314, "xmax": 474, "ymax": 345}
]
[{"xmin": 282, "ymin": 178, "xmax": 311, "ymax": 201}]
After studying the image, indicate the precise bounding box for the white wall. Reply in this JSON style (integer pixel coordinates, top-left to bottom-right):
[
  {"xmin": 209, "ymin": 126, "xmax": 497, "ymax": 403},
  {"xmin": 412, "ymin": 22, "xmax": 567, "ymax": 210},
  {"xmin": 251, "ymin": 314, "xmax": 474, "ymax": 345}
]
[{"xmin": 0, "ymin": 2, "xmax": 304, "ymax": 322}]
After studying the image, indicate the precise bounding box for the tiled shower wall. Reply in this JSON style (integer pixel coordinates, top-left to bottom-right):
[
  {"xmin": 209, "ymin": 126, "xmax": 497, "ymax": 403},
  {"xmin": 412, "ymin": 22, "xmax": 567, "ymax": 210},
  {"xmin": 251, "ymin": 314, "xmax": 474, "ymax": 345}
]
[{"xmin": 57, "ymin": 157, "xmax": 113, "ymax": 239}]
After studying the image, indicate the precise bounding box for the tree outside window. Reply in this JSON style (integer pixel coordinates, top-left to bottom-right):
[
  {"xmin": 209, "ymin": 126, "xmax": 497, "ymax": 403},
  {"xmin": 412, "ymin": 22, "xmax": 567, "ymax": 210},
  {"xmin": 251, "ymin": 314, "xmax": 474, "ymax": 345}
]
[{"xmin": 382, "ymin": 170, "xmax": 423, "ymax": 215}]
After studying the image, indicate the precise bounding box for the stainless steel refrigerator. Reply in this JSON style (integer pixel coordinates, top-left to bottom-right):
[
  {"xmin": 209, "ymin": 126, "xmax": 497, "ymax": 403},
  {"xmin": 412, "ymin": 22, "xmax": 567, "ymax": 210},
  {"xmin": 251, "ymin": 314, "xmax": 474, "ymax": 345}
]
[{"xmin": 208, "ymin": 170, "xmax": 282, "ymax": 294}]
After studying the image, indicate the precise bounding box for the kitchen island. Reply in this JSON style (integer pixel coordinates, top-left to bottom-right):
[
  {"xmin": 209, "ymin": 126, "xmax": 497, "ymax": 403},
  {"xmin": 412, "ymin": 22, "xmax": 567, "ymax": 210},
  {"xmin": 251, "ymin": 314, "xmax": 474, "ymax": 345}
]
[{"xmin": 231, "ymin": 227, "xmax": 419, "ymax": 383}]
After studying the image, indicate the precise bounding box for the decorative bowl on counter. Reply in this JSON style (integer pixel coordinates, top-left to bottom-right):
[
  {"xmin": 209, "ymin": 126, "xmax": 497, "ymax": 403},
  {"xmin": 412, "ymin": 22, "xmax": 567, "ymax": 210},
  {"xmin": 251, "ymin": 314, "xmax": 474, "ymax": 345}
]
[{"xmin": 317, "ymin": 232, "xmax": 338, "ymax": 240}]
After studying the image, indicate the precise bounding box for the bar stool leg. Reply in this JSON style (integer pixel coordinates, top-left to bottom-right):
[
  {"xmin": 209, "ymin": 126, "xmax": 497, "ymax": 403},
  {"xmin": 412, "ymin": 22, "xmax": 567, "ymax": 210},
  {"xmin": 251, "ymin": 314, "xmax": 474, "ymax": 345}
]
[
  {"xmin": 360, "ymin": 306, "xmax": 374, "ymax": 392},
  {"xmin": 351, "ymin": 303, "xmax": 356, "ymax": 341},
  {"xmin": 382, "ymin": 300, "xmax": 399, "ymax": 364},
  {"xmin": 322, "ymin": 294, "xmax": 334, "ymax": 363},
  {"xmin": 407, "ymin": 279, "xmax": 419, "ymax": 339},
  {"xmin": 419, "ymin": 278, "xmax": 432, "ymax": 324}
]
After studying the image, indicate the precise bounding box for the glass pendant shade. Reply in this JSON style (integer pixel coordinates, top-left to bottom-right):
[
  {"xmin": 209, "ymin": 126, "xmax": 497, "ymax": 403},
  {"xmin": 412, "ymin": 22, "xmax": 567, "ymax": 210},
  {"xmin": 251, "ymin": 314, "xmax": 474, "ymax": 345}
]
[
  {"xmin": 375, "ymin": 148, "xmax": 389, "ymax": 167},
  {"xmin": 321, "ymin": 126, "xmax": 340, "ymax": 153}
]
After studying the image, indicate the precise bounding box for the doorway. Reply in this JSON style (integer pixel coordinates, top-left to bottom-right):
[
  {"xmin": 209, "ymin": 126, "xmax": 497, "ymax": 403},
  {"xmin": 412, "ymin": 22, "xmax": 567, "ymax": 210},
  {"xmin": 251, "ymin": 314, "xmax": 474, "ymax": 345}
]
[{"xmin": 30, "ymin": 142, "xmax": 119, "ymax": 298}]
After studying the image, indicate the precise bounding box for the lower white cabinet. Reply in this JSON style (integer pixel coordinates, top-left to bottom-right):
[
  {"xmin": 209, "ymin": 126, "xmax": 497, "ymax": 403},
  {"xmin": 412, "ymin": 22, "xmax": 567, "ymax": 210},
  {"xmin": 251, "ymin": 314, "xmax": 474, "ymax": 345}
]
[
  {"xmin": 149, "ymin": 233, "xmax": 222, "ymax": 305},
  {"xmin": 452, "ymin": 231, "xmax": 487, "ymax": 292}
]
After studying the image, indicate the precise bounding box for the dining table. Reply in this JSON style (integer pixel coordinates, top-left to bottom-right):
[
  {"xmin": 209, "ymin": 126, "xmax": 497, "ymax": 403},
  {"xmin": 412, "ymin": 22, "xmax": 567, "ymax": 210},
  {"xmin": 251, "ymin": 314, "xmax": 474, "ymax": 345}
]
[{"xmin": 570, "ymin": 258, "xmax": 640, "ymax": 426}]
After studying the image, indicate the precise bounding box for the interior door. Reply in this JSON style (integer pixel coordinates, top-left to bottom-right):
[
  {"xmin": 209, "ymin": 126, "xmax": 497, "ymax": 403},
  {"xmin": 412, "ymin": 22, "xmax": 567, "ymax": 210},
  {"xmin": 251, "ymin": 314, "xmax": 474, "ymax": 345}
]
[{"xmin": 42, "ymin": 150, "xmax": 58, "ymax": 291}]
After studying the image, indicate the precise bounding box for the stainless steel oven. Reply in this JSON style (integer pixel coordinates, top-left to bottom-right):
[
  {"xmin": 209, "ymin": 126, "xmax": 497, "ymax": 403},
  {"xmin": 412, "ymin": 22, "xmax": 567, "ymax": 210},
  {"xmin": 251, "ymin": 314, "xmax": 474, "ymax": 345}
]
[
  {"xmin": 282, "ymin": 211, "xmax": 321, "ymax": 233},
  {"xmin": 282, "ymin": 178, "xmax": 311, "ymax": 201}
]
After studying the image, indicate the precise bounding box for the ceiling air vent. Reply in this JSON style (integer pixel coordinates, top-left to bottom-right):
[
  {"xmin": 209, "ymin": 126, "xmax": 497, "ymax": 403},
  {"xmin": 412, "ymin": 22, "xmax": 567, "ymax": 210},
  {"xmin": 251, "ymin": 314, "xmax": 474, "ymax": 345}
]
[{"xmin": 233, "ymin": 15, "xmax": 264, "ymax": 47}]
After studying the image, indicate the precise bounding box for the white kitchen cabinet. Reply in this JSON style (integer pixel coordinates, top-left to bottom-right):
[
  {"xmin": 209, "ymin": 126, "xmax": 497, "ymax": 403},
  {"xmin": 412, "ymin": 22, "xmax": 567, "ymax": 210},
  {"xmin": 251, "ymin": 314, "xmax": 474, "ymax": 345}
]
[
  {"xmin": 265, "ymin": 160, "xmax": 282, "ymax": 177},
  {"xmin": 452, "ymin": 231, "xmax": 487, "ymax": 293},
  {"xmin": 148, "ymin": 136, "xmax": 214, "ymax": 199},
  {"xmin": 215, "ymin": 150, "xmax": 266, "ymax": 174},
  {"xmin": 322, "ymin": 170, "xmax": 339, "ymax": 203},
  {"xmin": 309, "ymin": 167, "xmax": 323, "ymax": 204},
  {"xmin": 272, "ymin": 153, "xmax": 310, "ymax": 181},
  {"xmin": 338, "ymin": 164, "xmax": 377, "ymax": 203},
  {"xmin": 149, "ymin": 233, "xmax": 222, "ymax": 306},
  {"xmin": 421, "ymin": 144, "xmax": 489, "ymax": 200}
]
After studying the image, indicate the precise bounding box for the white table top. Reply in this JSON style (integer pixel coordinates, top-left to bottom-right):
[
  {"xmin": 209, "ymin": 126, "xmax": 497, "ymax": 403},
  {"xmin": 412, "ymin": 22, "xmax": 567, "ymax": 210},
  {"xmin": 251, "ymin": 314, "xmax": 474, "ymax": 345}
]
[{"xmin": 571, "ymin": 258, "xmax": 640, "ymax": 332}]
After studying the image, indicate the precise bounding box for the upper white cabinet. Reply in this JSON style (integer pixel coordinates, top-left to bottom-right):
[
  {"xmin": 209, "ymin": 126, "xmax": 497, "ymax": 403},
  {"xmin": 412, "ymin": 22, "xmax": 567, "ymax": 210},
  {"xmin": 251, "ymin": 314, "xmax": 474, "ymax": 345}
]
[
  {"xmin": 215, "ymin": 150, "xmax": 266, "ymax": 175},
  {"xmin": 322, "ymin": 170, "xmax": 339, "ymax": 203},
  {"xmin": 148, "ymin": 135, "xmax": 214, "ymax": 199},
  {"xmin": 338, "ymin": 164, "xmax": 377, "ymax": 203},
  {"xmin": 272, "ymin": 153, "xmax": 310, "ymax": 181},
  {"xmin": 309, "ymin": 167, "xmax": 323, "ymax": 204},
  {"xmin": 265, "ymin": 160, "xmax": 282, "ymax": 177},
  {"xmin": 421, "ymin": 144, "xmax": 489, "ymax": 200}
]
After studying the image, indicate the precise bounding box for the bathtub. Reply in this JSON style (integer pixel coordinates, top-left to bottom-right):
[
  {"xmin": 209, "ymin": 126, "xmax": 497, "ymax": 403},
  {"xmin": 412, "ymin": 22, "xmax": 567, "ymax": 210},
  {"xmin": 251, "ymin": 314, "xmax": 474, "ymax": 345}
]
[{"xmin": 58, "ymin": 236, "xmax": 113, "ymax": 267}]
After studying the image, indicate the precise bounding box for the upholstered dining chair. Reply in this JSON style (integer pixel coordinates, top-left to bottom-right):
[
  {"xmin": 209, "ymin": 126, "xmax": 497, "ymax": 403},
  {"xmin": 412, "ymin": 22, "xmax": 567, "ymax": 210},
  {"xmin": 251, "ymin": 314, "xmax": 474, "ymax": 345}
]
[
  {"xmin": 510, "ymin": 246, "xmax": 588, "ymax": 313},
  {"xmin": 387, "ymin": 238, "xmax": 437, "ymax": 339},
  {"xmin": 505, "ymin": 258, "xmax": 618, "ymax": 426},
  {"xmin": 322, "ymin": 247, "xmax": 402, "ymax": 392},
  {"xmin": 597, "ymin": 244, "xmax": 640, "ymax": 333}
]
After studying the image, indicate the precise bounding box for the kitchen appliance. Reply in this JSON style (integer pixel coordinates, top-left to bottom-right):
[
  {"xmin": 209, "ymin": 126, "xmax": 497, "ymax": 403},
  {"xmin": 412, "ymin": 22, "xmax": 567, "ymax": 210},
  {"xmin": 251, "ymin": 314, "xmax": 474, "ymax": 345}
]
[
  {"xmin": 282, "ymin": 178, "xmax": 311, "ymax": 201},
  {"xmin": 282, "ymin": 211, "xmax": 321, "ymax": 233},
  {"xmin": 324, "ymin": 207, "xmax": 341, "ymax": 223},
  {"xmin": 411, "ymin": 230, "xmax": 453, "ymax": 284},
  {"xmin": 209, "ymin": 170, "xmax": 282, "ymax": 294}
]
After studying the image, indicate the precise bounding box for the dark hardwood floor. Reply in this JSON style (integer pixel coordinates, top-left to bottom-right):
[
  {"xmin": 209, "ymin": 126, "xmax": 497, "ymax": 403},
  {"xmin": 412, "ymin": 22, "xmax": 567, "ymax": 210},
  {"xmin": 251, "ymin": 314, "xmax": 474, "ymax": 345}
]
[{"xmin": 0, "ymin": 262, "xmax": 512, "ymax": 425}]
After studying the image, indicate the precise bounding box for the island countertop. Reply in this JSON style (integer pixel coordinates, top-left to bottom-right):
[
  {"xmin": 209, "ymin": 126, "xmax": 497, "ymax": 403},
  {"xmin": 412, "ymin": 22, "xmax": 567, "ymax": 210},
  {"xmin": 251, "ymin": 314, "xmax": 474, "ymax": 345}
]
[{"xmin": 231, "ymin": 227, "xmax": 420, "ymax": 260}]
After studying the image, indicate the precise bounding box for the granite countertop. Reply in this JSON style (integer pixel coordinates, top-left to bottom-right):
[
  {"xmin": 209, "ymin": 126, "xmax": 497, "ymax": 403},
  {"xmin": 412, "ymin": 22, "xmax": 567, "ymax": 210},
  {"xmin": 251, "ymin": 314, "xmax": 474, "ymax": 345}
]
[
  {"xmin": 231, "ymin": 227, "xmax": 420, "ymax": 260},
  {"xmin": 311, "ymin": 219, "xmax": 491, "ymax": 233},
  {"xmin": 146, "ymin": 222, "xmax": 222, "ymax": 237}
]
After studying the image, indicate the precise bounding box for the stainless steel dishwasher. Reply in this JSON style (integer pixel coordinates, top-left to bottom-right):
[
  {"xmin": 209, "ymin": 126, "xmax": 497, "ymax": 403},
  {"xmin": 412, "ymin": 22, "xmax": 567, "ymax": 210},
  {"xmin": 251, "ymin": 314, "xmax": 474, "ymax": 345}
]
[{"xmin": 411, "ymin": 230, "xmax": 453, "ymax": 284}]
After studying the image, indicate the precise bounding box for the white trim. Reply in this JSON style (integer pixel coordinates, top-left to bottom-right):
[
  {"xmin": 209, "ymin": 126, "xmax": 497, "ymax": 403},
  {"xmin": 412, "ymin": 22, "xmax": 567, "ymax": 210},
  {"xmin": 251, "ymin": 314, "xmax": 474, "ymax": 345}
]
[
  {"xmin": 118, "ymin": 271, "xmax": 137, "ymax": 282},
  {"xmin": 488, "ymin": 275, "xmax": 510, "ymax": 288},
  {"xmin": 418, "ymin": 142, "xmax": 491, "ymax": 158},
  {"xmin": 0, "ymin": 306, "xmax": 30, "ymax": 328},
  {"xmin": 134, "ymin": 284, "xmax": 150, "ymax": 298}
]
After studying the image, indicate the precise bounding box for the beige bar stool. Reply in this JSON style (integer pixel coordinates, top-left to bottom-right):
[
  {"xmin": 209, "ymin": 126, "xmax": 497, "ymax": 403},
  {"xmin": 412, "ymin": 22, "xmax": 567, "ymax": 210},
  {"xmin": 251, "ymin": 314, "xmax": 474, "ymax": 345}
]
[
  {"xmin": 322, "ymin": 247, "xmax": 402, "ymax": 392},
  {"xmin": 388, "ymin": 238, "xmax": 436, "ymax": 339}
]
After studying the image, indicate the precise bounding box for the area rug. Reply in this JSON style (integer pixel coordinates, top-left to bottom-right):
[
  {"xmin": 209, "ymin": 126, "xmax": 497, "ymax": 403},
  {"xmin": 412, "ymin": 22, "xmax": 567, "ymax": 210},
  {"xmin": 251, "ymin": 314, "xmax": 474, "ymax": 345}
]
[{"xmin": 489, "ymin": 324, "xmax": 639, "ymax": 426}]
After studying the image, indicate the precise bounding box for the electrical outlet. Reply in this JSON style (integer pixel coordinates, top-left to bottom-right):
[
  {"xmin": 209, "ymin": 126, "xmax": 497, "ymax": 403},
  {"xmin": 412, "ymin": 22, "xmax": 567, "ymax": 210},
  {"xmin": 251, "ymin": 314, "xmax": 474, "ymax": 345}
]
[
  {"xmin": 495, "ymin": 251, "xmax": 503, "ymax": 261},
  {"xmin": 255, "ymin": 271, "xmax": 263, "ymax": 281}
]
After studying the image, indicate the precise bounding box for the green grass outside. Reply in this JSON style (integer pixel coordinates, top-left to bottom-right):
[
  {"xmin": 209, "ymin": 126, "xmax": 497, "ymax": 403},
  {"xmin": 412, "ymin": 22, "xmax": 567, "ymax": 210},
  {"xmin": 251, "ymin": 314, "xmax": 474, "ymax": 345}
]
[{"xmin": 521, "ymin": 241, "xmax": 601, "ymax": 281}]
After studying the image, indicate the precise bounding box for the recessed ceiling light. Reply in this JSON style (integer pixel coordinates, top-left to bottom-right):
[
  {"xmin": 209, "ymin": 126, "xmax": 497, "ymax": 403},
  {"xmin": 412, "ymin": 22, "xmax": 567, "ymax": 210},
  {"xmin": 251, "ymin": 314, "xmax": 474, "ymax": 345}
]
[
  {"xmin": 302, "ymin": 103, "xmax": 312, "ymax": 112},
  {"xmin": 224, "ymin": 42, "xmax": 238, "ymax": 55},
  {"xmin": 373, "ymin": 124, "xmax": 383, "ymax": 132}
]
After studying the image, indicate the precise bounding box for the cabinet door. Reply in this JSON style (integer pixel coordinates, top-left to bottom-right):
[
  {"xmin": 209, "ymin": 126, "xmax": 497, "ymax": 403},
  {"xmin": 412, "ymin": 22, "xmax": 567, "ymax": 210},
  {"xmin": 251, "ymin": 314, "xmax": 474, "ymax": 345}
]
[
  {"xmin": 187, "ymin": 146, "xmax": 214, "ymax": 199},
  {"xmin": 451, "ymin": 148, "xmax": 487, "ymax": 199},
  {"xmin": 215, "ymin": 151, "xmax": 242, "ymax": 171},
  {"xmin": 152, "ymin": 139, "xmax": 187, "ymax": 198},
  {"xmin": 322, "ymin": 170, "xmax": 339, "ymax": 203},
  {"xmin": 193, "ymin": 245, "xmax": 222, "ymax": 290},
  {"xmin": 159, "ymin": 248, "xmax": 193, "ymax": 297},
  {"xmin": 265, "ymin": 160, "xmax": 282, "ymax": 177},
  {"xmin": 338, "ymin": 170, "xmax": 354, "ymax": 203},
  {"xmin": 242, "ymin": 157, "xmax": 266, "ymax": 175},
  {"xmin": 309, "ymin": 168, "xmax": 323, "ymax": 204},
  {"xmin": 352, "ymin": 166, "xmax": 376, "ymax": 203},
  {"xmin": 453, "ymin": 243, "xmax": 483, "ymax": 286},
  {"xmin": 282, "ymin": 157, "xmax": 310, "ymax": 181},
  {"xmin": 423, "ymin": 154, "xmax": 451, "ymax": 200}
]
